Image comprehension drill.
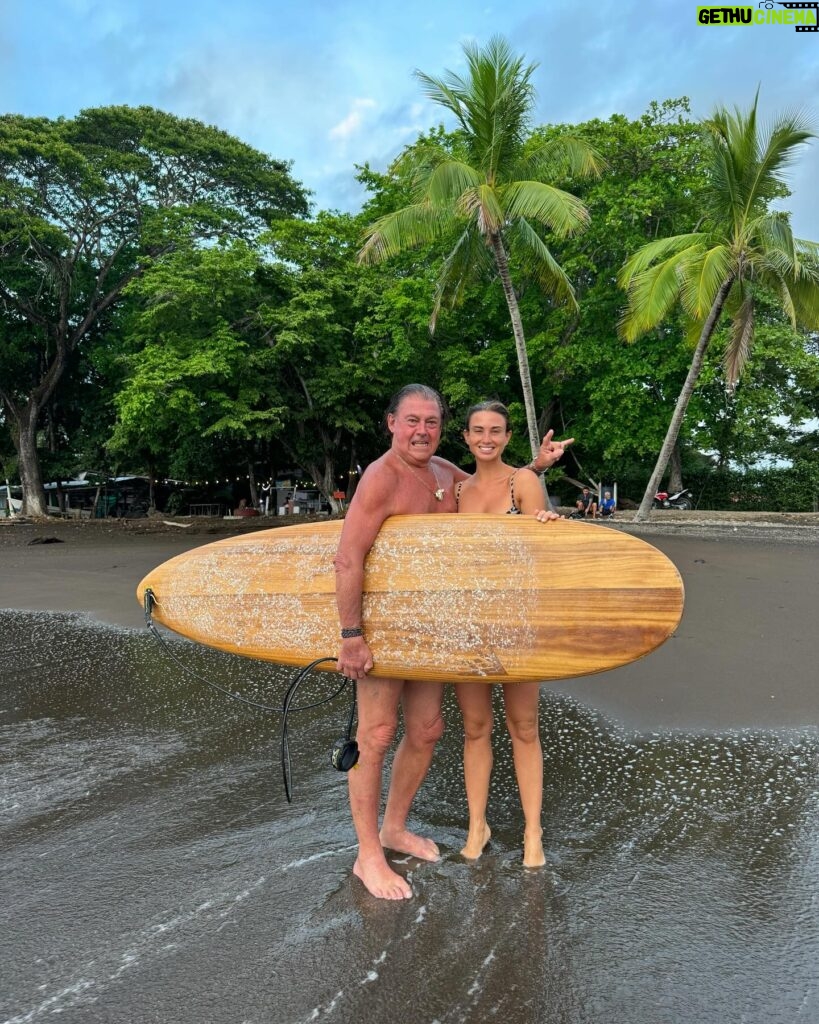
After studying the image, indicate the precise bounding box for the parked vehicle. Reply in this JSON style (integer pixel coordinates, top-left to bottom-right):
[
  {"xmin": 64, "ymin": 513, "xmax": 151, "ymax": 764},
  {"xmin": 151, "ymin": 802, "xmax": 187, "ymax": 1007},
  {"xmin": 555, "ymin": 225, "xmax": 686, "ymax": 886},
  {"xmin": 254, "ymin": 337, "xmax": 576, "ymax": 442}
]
[{"xmin": 653, "ymin": 488, "xmax": 694, "ymax": 510}]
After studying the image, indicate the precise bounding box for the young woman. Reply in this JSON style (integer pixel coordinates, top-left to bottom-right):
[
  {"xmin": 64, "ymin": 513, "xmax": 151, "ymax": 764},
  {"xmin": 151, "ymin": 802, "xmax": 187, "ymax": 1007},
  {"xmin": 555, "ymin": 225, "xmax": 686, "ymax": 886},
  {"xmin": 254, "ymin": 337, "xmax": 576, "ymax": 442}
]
[{"xmin": 454, "ymin": 400, "xmax": 562, "ymax": 869}]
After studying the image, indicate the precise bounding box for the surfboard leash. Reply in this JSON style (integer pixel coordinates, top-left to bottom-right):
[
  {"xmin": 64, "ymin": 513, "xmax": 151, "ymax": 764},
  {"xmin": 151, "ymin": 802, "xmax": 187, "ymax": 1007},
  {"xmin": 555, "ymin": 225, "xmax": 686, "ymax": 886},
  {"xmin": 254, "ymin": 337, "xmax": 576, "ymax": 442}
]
[
  {"xmin": 281, "ymin": 659, "xmax": 359, "ymax": 803},
  {"xmin": 142, "ymin": 589, "xmax": 358, "ymax": 802}
]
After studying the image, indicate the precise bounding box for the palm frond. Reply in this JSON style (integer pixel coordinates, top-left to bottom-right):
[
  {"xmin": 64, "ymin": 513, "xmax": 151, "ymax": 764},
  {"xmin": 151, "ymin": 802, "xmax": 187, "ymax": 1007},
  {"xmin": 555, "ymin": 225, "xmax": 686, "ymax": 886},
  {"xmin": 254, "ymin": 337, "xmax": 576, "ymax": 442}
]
[
  {"xmin": 415, "ymin": 36, "xmax": 535, "ymax": 181},
  {"xmin": 706, "ymin": 97, "xmax": 816, "ymax": 232},
  {"xmin": 679, "ymin": 244, "xmax": 733, "ymax": 320},
  {"xmin": 458, "ymin": 183, "xmax": 505, "ymax": 235},
  {"xmin": 743, "ymin": 110, "xmax": 815, "ymax": 216},
  {"xmin": 357, "ymin": 203, "xmax": 453, "ymax": 264},
  {"xmin": 724, "ymin": 284, "xmax": 754, "ymax": 388},
  {"xmin": 413, "ymin": 70, "xmax": 471, "ymax": 132},
  {"xmin": 784, "ymin": 274, "xmax": 819, "ymax": 329},
  {"xmin": 619, "ymin": 255, "xmax": 688, "ymax": 342},
  {"xmin": 617, "ymin": 233, "xmax": 706, "ymax": 289},
  {"xmin": 430, "ymin": 226, "xmax": 494, "ymax": 330},
  {"xmin": 508, "ymin": 218, "xmax": 577, "ymax": 308},
  {"xmin": 703, "ymin": 109, "xmax": 745, "ymax": 232},
  {"xmin": 521, "ymin": 135, "xmax": 605, "ymax": 182},
  {"xmin": 754, "ymin": 210, "xmax": 795, "ymax": 261},
  {"xmin": 425, "ymin": 160, "xmax": 483, "ymax": 206},
  {"xmin": 503, "ymin": 180, "xmax": 589, "ymax": 237},
  {"xmin": 794, "ymin": 236, "xmax": 819, "ymax": 264},
  {"xmin": 391, "ymin": 141, "xmax": 451, "ymax": 197}
]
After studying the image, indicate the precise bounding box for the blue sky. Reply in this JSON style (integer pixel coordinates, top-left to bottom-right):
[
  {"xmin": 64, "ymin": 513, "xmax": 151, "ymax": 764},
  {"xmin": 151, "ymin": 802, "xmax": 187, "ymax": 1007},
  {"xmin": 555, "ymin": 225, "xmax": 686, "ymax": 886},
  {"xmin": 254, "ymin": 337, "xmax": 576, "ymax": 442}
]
[{"xmin": 3, "ymin": 0, "xmax": 819, "ymax": 238}]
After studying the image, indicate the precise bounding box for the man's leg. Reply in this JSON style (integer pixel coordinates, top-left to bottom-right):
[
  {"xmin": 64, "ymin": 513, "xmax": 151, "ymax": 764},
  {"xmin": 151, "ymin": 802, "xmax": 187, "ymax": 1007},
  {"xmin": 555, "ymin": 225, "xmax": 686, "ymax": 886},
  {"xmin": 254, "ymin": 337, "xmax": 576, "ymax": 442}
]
[
  {"xmin": 349, "ymin": 676, "xmax": 412, "ymax": 899},
  {"xmin": 380, "ymin": 679, "xmax": 444, "ymax": 861}
]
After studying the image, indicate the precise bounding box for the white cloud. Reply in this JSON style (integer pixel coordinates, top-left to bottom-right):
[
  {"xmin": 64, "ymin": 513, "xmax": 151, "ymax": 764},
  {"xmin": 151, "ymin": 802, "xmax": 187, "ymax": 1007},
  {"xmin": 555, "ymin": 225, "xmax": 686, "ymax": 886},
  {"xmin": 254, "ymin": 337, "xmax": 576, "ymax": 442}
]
[{"xmin": 329, "ymin": 98, "xmax": 377, "ymax": 141}]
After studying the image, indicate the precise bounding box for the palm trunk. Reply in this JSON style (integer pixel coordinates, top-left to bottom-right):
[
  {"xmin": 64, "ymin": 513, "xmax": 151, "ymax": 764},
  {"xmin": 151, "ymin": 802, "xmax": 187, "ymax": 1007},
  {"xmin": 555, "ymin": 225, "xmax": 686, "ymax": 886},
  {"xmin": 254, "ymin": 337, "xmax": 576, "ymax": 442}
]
[
  {"xmin": 668, "ymin": 445, "xmax": 683, "ymax": 494},
  {"xmin": 635, "ymin": 274, "xmax": 735, "ymax": 522},
  {"xmin": 489, "ymin": 232, "xmax": 540, "ymax": 459}
]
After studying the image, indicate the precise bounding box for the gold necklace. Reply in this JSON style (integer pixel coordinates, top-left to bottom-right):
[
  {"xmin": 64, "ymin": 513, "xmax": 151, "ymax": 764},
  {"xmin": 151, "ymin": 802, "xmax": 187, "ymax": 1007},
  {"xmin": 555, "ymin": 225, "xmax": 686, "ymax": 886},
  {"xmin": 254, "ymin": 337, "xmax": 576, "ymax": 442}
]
[{"xmin": 394, "ymin": 450, "xmax": 445, "ymax": 501}]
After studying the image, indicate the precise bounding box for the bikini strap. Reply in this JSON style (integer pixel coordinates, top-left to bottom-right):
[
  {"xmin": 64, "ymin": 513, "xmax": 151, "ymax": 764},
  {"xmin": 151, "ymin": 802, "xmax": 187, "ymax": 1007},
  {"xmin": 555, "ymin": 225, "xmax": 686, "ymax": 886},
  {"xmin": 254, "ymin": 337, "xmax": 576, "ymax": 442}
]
[
  {"xmin": 509, "ymin": 471, "xmax": 519, "ymax": 511},
  {"xmin": 455, "ymin": 480, "xmax": 462, "ymax": 509}
]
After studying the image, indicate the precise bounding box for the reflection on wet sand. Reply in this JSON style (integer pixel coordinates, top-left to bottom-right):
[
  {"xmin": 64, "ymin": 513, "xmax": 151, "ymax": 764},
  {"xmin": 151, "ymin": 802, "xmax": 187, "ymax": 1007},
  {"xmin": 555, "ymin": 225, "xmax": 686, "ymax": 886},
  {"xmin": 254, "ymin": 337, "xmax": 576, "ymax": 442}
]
[{"xmin": 1, "ymin": 610, "xmax": 817, "ymax": 1024}]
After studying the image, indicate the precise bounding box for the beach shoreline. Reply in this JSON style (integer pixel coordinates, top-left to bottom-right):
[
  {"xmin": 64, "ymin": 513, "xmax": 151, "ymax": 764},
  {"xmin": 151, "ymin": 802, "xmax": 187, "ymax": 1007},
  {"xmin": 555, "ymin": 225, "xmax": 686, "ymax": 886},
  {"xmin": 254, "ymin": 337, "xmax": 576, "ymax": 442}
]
[{"xmin": 2, "ymin": 510, "xmax": 817, "ymax": 732}]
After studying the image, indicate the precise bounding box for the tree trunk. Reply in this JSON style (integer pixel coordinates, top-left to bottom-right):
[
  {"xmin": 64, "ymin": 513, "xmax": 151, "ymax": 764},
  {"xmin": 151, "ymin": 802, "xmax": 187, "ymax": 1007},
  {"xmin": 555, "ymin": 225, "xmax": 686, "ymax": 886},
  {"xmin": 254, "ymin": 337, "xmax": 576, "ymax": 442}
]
[
  {"xmin": 489, "ymin": 232, "xmax": 555, "ymax": 507},
  {"xmin": 668, "ymin": 445, "xmax": 683, "ymax": 494},
  {"xmin": 15, "ymin": 406, "xmax": 49, "ymax": 518},
  {"xmin": 489, "ymin": 232, "xmax": 540, "ymax": 460},
  {"xmin": 248, "ymin": 461, "xmax": 259, "ymax": 510},
  {"xmin": 634, "ymin": 274, "xmax": 735, "ymax": 522},
  {"xmin": 347, "ymin": 442, "xmax": 358, "ymax": 501}
]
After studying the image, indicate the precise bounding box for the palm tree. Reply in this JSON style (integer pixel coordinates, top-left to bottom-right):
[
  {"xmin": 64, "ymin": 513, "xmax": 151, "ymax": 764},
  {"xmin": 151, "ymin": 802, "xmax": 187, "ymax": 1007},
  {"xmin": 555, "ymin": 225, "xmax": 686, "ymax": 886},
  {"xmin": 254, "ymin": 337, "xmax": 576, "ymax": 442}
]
[
  {"xmin": 358, "ymin": 35, "xmax": 601, "ymax": 459},
  {"xmin": 619, "ymin": 95, "xmax": 819, "ymax": 521}
]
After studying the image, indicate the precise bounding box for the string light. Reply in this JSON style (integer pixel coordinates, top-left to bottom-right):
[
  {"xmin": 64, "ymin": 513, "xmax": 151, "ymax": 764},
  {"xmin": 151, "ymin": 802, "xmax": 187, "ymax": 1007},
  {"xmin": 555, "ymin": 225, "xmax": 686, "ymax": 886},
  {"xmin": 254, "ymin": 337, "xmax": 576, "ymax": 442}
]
[{"xmin": 156, "ymin": 472, "xmax": 354, "ymax": 489}]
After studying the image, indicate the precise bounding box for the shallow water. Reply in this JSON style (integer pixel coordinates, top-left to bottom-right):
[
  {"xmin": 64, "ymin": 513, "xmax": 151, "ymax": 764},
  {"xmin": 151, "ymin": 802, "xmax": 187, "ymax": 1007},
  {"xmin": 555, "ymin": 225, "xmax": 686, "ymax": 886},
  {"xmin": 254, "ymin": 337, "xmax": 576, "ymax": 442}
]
[{"xmin": 1, "ymin": 609, "xmax": 818, "ymax": 1024}]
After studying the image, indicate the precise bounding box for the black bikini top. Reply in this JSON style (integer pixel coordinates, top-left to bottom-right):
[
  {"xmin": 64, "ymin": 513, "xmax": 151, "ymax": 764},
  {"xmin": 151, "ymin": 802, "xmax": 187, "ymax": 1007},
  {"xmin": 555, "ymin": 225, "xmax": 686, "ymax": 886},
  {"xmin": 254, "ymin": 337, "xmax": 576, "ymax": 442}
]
[{"xmin": 455, "ymin": 471, "xmax": 521, "ymax": 514}]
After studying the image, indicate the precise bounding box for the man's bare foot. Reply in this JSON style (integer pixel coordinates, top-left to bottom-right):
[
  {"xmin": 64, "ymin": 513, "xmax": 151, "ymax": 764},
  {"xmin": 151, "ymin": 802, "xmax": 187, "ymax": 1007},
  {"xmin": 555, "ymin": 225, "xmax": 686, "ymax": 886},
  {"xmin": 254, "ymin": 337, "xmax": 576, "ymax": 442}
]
[
  {"xmin": 460, "ymin": 822, "xmax": 491, "ymax": 860},
  {"xmin": 353, "ymin": 856, "xmax": 413, "ymax": 900},
  {"xmin": 523, "ymin": 829, "xmax": 546, "ymax": 869},
  {"xmin": 379, "ymin": 826, "xmax": 440, "ymax": 862}
]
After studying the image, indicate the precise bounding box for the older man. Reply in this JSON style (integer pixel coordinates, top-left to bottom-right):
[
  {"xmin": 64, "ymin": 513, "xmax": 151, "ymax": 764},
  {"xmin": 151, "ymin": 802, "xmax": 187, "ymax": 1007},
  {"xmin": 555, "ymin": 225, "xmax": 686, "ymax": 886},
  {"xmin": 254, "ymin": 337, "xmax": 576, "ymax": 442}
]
[{"xmin": 334, "ymin": 384, "xmax": 570, "ymax": 899}]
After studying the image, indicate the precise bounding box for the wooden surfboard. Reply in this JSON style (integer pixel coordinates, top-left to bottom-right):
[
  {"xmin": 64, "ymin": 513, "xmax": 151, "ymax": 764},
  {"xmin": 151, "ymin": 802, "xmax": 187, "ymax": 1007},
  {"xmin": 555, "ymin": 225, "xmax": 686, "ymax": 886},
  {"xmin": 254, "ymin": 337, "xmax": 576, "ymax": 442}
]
[{"xmin": 136, "ymin": 515, "xmax": 684, "ymax": 684}]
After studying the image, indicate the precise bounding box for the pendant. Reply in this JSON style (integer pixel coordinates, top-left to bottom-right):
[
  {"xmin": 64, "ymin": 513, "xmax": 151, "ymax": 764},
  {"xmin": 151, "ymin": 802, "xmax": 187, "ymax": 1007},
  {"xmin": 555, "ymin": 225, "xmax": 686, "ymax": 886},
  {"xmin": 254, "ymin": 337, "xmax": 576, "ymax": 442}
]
[{"xmin": 434, "ymin": 488, "xmax": 444, "ymax": 501}]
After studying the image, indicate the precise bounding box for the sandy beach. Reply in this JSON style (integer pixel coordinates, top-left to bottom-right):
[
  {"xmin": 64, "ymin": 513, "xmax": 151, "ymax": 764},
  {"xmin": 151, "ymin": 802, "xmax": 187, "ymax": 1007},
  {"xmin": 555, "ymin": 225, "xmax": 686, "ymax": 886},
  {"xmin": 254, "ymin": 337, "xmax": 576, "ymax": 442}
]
[
  {"xmin": 4, "ymin": 511, "xmax": 819, "ymax": 1024},
  {"xmin": 2, "ymin": 510, "xmax": 817, "ymax": 732}
]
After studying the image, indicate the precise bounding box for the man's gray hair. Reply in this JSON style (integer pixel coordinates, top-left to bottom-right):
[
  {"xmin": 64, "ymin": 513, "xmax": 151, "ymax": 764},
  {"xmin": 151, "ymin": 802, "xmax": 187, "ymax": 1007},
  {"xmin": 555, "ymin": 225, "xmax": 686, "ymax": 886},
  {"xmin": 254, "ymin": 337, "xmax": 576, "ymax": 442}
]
[{"xmin": 385, "ymin": 384, "xmax": 448, "ymax": 423}]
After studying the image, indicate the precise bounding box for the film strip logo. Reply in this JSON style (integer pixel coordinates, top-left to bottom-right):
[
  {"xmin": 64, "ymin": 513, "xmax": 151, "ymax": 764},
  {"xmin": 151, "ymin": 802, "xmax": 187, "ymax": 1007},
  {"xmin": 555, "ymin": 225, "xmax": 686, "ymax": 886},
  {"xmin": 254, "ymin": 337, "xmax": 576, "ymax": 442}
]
[{"xmin": 769, "ymin": 1, "xmax": 819, "ymax": 31}]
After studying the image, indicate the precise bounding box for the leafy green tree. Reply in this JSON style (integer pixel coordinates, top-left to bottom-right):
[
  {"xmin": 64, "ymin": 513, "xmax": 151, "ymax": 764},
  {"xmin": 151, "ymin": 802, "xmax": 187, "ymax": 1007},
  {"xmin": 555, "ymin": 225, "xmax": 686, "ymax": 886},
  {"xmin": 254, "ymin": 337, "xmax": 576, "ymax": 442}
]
[
  {"xmin": 619, "ymin": 95, "xmax": 819, "ymax": 519},
  {"xmin": 0, "ymin": 106, "xmax": 307, "ymax": 516},
  {"xmin": 109, "ymin": 236, "xmax": 303, "ymax": 515},
  {"xmin": 692, "ymin": 312, "xmax": 819, "ymax": 470},
  {"xmin": 263, "ymin": 211, "xmax": 427, "ymax": 507},
  {"xmin": 513, "ymin": 100, "xmax": 708, "ymax": 495},
  {"xmin": 112, "ymin": 212, "xmax": 411, "ymax": 510},
  {"xmin": 357, "ymin": 36, "xmax": 601, "ymax": 459}
]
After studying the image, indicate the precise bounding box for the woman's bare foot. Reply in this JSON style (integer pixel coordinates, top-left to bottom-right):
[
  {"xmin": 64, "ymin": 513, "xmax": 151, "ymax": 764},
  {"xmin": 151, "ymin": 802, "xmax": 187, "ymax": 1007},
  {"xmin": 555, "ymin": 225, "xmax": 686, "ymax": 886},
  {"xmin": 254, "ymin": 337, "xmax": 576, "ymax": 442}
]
[
  {"xmin": 460, "ymin": 822, "xmax": 491, "ymax": 860},
  {"xmin": 379, "ymin": 826, "xmax": 440, "ymax": 862},
  {"xmin": 353, "ymin": 855, "xmax": 413, "ymax": 900},
  {"xmin": 523, "ymin": 828, "xmax": 546, "ymax": 869}
]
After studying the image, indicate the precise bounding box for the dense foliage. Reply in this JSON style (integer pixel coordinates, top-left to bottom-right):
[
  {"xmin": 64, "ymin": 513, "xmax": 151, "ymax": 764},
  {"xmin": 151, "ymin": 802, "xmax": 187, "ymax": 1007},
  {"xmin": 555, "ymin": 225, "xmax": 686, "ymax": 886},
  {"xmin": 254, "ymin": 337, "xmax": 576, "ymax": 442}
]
[{"xmin": 1, "ymin": 85, "xmax": 817, "ymax": 516}]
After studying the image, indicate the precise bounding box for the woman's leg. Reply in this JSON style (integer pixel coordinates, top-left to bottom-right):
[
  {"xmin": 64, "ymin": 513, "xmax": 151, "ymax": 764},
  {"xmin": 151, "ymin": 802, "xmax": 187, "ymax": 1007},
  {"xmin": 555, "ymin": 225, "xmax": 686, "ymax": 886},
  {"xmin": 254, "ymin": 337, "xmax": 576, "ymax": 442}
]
[
  {"xmin": 503, "ymin": 682, "xmax": 545, "ymax": 867},
  {"xmin": 454, "ymin": 682, "xmax": 494, "ymax": 858}
]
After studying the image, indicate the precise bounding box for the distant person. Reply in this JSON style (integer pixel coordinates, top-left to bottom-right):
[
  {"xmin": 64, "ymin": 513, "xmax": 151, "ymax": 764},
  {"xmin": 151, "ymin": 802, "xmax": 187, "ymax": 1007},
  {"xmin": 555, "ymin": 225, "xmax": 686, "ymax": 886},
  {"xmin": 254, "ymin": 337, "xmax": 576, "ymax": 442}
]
[
  {"xmin": 334, "ymin": 385, "xmax": 572, "ymax": 900},
  {"xmin": 233, "ymin": 498, "xmax": 259, "ymax": 517},
  {"xmin": 599, "ymin": 490, "xmax": 616, "ymax": 518},
  {"xmin": 453, "ymin": 401, "xmax": 565, "ymax": 869},
  {"xmin": 576, "ymin": 487, "xmax": 598, "ymax": 518}
]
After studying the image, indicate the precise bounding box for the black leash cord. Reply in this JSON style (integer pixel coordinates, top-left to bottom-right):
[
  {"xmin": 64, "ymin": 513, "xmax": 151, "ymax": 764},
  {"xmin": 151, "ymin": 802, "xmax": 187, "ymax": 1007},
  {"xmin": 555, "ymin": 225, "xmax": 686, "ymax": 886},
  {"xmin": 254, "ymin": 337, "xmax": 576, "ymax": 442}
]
[
  {"xmin": 281, "ymin": 658, "xmax": 355, "ymax": 803},
  {"xmin": 143, "ymin": 589, "xmax": 349, "ymax": 715},
  {"xmin": 143, "ymin": 589, "xmax": 356, "ymax": 802}
]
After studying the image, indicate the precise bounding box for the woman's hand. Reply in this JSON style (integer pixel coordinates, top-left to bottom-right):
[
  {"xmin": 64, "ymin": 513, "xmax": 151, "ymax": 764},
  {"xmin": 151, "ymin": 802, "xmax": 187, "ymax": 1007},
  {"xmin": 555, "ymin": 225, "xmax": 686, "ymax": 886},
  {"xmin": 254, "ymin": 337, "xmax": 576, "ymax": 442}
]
[
  {"xmin": 533, "ymin": 430, "xmax": 574, "ymax": 471},
  {"xmin": 533, "ymin": 509, "xmax": 561, "ymax": 523}
]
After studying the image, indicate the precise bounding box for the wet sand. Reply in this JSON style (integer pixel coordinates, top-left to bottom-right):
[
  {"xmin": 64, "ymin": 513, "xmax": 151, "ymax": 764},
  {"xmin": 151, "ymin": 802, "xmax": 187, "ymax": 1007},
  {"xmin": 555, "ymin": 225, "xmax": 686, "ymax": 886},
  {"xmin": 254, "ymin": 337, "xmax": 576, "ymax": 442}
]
[
  {"xmin": 1, "ymin": 515, "xmax": 817, "ymax": 731},
  {"xmin": 3, "ymin": 517, "xmax": 818, "ymax": 1023}
]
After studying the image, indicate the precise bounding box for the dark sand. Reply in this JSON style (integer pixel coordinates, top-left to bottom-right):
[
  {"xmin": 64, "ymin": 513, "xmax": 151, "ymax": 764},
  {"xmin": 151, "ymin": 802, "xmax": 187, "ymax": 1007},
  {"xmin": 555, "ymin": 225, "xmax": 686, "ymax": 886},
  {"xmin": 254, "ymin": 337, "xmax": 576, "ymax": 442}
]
[
  {"xmin": 3, "ymin": 514, "xmax": 819, "ymax": 1024},
  {"xmin": 2, "ymin": 512, "xmax": 818, "ymax": 731}
]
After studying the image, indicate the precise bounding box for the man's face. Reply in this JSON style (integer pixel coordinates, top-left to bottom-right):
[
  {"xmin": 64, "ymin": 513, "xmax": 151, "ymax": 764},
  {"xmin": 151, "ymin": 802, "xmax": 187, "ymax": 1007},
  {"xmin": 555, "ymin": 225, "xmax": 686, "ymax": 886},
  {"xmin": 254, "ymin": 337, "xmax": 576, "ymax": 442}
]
[{"xmin": 387, "ymin": 396, "xmax": 442, "ymax": 465}]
